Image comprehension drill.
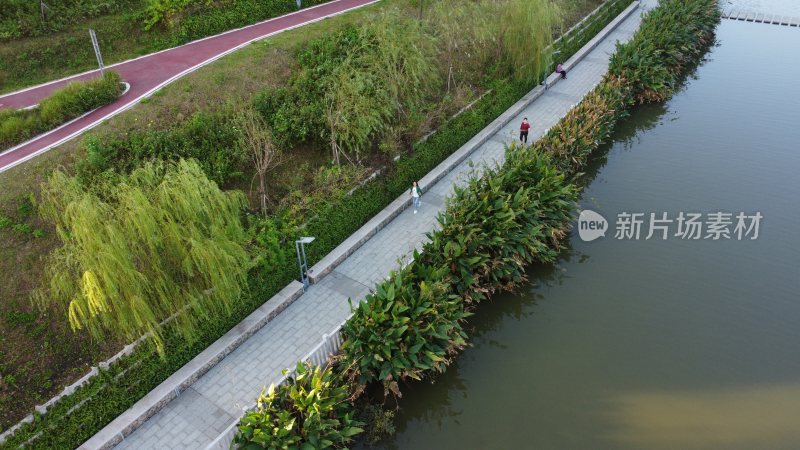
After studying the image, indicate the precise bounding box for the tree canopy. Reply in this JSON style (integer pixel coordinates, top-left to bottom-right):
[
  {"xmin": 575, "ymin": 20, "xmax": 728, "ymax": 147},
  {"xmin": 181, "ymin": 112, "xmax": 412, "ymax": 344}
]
[{"xmin": 35, "ymin": 159, "xmax": 250, "ymax": 354}]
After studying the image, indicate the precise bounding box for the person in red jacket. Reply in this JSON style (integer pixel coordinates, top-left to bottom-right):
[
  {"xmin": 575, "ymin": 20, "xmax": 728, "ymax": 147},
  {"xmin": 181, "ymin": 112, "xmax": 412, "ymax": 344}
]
[{"xmin": 520, "ymin": 118, "xmax": 531, "ymax": 144}]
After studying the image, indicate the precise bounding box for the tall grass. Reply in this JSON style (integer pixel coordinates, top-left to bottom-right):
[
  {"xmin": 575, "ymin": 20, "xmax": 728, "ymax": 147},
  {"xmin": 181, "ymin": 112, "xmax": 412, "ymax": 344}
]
[
  {"xmin": 499, "ymin": 0, "xmax": 561, "ymax": 83},
  {"xmin": 0, "ymin": 71, "xmax": 123, "ymax": 150}
]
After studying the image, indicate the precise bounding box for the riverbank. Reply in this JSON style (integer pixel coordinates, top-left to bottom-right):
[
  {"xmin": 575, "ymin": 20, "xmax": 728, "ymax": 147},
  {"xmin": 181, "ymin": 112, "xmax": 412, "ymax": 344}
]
[
  {"xmin": 382, "ymin": 13, "xmax": 800, "ymax": 449},
  {"xmin": 232, "ymin": 0, "xmax": 721, "ymax": 447},
  {"xmin": 0, "ymin": 0, "xmax": 614, "ymax": 447},
  {"xmin": 81, "ymin": 2, "xmax": 645, "ymax": 449}
]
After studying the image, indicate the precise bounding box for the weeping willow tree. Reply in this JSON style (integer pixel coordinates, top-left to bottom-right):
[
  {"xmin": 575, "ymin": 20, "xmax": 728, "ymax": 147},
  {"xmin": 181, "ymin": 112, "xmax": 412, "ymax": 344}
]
[
  {"xmin": 35, "ymin": 159, "xmax": 249, "ymax": 355},
  {"xmin": 499, "ymin": 0, "xmax": 560, "ymax": 84}
]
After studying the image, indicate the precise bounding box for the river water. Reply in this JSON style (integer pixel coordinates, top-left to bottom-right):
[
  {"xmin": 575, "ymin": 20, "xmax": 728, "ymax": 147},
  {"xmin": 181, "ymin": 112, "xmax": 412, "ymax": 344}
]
[
  {"xmin": 374, "ymin": 15, "xmax": 800, "ymax": 450},
  {"xmin": 720, "ymin": 0, "xmax": 800, "ymax": 16}
]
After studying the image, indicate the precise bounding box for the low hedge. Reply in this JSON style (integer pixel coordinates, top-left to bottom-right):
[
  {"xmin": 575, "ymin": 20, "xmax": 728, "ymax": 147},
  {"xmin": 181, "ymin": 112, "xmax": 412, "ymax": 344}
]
[
  {"xmin": 0, "ymin": 2, "xmax": 631, "ymax": 448},
  {"xmin": 235, "ymin": 0, "xmax": 722, "ymax": 447},
  {"xmin": 0, "ymin": 71, "xmax": 123, "ymax": 150}
]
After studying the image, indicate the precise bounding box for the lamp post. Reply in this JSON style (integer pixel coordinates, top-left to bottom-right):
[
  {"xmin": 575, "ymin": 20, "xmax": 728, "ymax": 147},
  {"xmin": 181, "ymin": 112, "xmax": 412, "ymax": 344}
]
[{"xmin": 295, "ymin": 236, "xmax": 315, "ymax": 289}]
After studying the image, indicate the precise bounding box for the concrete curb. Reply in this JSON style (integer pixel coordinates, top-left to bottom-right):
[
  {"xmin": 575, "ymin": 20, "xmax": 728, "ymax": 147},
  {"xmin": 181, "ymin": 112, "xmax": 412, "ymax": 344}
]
[
  {"xmin": 309, "ymin": 0, "xmax": 641, "ymax": 285},
  {"xmin": 77, "ymin": 281, "xmax": 304, "ymax": 450}
]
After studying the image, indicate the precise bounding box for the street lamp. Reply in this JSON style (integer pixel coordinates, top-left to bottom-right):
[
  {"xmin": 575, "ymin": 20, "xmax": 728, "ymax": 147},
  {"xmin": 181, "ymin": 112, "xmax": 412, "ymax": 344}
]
[{"xmin": 295, "ymin": 236, "xmax": 315, "ymax": 289}]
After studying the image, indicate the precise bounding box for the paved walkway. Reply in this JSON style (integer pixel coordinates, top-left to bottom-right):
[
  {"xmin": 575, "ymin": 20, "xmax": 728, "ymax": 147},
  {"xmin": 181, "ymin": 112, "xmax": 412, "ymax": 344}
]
[
  {"xmin": 0, "ymin": 0, "xmax": 378, "ymax": 173},
  {"xmin": 111, "ymin": 1, "xmax": 653, "ymax": 449}
]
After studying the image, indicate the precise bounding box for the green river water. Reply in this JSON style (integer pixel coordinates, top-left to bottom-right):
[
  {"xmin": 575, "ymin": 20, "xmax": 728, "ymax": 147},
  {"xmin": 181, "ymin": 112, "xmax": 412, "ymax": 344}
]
[{"xmin": 374, "ymin": 15, "xmax": 800, "ymax": 450}]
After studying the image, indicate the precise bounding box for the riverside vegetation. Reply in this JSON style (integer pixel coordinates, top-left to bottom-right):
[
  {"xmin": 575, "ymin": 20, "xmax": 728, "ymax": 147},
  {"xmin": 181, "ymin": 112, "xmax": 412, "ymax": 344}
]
[
  {"xmin": 233, "ymin": 0, "xmax": 722, "ymax": 447},
  {"xmin": 0, "ymin": 0, "xmax": 618, "ymax": 445},
  {"xmin": 0, "ymin": 0, "xmax": 332, "ymax": 93}
]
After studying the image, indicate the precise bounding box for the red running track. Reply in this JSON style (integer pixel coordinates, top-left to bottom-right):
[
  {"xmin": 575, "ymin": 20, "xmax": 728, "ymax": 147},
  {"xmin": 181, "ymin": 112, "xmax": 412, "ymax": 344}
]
[{"xmin": 0, "ymin": 0, "xmax": 378, "ymax": 173}]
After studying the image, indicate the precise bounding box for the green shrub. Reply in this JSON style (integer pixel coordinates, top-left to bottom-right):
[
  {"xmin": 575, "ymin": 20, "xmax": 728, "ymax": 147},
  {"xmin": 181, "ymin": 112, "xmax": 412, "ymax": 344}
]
[
  {"xmin": 0, "ymin": 0, "xmax": 133, "ymax": 40},
  {"xmin": 145, "ymin": 0, "xmax": 335, "ymax": 46},
  {"xmin": 255, "ymin": 24, "xmax": 365, "ymax": 148},
  {"xmin": 0, "ymin": 71, "xmax": 123, "ymax": 150},
  {"xmin": 76, "ymin": 110, "xmax": 247, "ymax": 186},
  {"xmin": 167, "ymin": 0, "xmax": 296, "ymax": 45},
  {"xmin": 609, "ymin": 0, "xmax": 720, "ymax": 103},
  {"xmin": 342, "ymin": 263, "xmax": 469, "ymax": 390},
  {"xmin": 234, "ymin": 362, "xmax": 363, "ymax": 449}
]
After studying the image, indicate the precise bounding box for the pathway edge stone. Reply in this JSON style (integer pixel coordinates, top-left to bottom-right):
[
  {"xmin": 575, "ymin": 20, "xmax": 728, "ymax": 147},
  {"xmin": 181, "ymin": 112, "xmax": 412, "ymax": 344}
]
[{"xmin": 77, "ymin": 281, "xmax": 304, "ymax": 450}]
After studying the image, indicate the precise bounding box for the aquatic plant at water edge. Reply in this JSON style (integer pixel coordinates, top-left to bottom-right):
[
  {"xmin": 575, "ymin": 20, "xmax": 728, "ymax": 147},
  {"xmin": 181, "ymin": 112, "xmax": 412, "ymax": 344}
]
[
  {"xmin": 424, "ymin": 146, "xmax": 578, "ymax": 304},
  {"xmin": 234, "ymin": 362, "xmax": 363, "ymax": 449},
  {"xmin": 609, "ymin": 0, "xmax": 721, "ymax": 103},
  {"xmin": 341, "ymin": 263, "xmax": 469, "ymax": 393},
  {"xmin": 533, "ymin": 75, "xmax": 631, "ymax": 175}
]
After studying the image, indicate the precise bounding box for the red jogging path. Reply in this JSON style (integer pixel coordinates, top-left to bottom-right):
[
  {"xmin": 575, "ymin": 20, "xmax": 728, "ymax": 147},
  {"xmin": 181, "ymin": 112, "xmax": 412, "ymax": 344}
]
[{"xmin": 0, "ymin": 0, "xmax": 378, "ymax": 174}]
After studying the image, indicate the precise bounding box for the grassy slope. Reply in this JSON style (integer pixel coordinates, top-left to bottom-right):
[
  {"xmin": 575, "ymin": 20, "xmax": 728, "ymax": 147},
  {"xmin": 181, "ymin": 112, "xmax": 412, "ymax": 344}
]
[
  {"xmin": 0, "ymin": 0, "xmax": 602, "ymax": 431},
  {"xmin": 0, "ymin": 0, "xmax": 330, "ymax": 94},
  {"xmin": 1, "ymin": 0, "xmax": 156, "ymax": 94}
]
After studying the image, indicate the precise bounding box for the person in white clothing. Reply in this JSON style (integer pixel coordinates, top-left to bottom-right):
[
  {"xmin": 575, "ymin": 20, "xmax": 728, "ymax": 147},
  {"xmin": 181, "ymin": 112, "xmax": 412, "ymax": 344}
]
[{"xmin": 411, "ymin": 181, "xmax": 421, "ymax": 214}]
